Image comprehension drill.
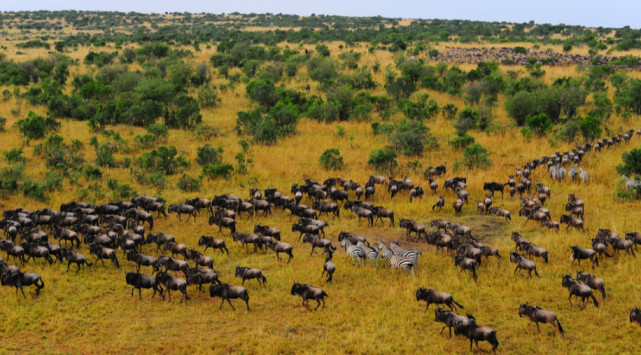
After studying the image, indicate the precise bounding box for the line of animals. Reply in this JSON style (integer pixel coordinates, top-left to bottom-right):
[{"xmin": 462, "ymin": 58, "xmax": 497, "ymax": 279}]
[{"xmin": 1, "ymin": 129, "xmax": 641, "ymax": 353}]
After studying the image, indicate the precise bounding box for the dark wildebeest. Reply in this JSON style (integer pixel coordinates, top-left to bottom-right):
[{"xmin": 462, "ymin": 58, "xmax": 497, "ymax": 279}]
[
  {"xmin": 570, "ymin": 245, "xmax": 599, "ymax": 268},
  {"xmin": 156, "ymin": 271, "xmax": 188, "ymax": 304},
  {"xmin": 488, "ymin": 207, "xmax": 511, "ymax": 222},
  {"xmin": 125, "ymin": 271, "xmax": 164, "ymax": 300},
  {"xmin": 519, "ymin": 242, "xmax": 549, "ymax": 263},
  {"xmin": 232, "ymin": 233, "xmax": 263, "ymax": 253},
  {"xmin": 483, "ymin": 182, "xmax": 505, "ymax": 197},
  {"xmin": 254, "ymin": 225, "xmax": 281, "ymax": 241},
  {"xmin": 510, "ymin": 252, "xmax": 540, "ymax": 278},
  {"xmin": 264, "ymin": 239, "xmax": 293, "ymax": 263},
  {"xmin": 235, "ymin": 266, "xmax": 267, "ymax": 287},
  {"xmin": 434, "ymin": 307, "xmax": 470, "ymax": 338},
  {"xmin": 351, "ymin": 206, "xmax": 374, "ymax": 226},
  {"xmin": 188, "ymin": 249, "xmax": 214, "ymax": 269},
  {"xmin": 168, "ymin": 204, "xmax": 197, "ymax": 222},
  {"xmin": 519, "ymin": 303, "xmax": 564, "ymax": 336},
  {"xmin": 452, "ymin": 199, "xmax": 464, "ymax": 216},
  {"xmin": 432, "ymin": 196, "xmax": 445, "ymax": 211},
  {"xmin": 291, "ymin": 281, "xmax": 328, "ymax": 310},
  {"xmin": 576, "ymin": 271, "xmax": 606, "ymax": 299},
  {"xmin": 198, "ymin": 236, "xmax": 229, "ymax": 255},
  {"xmin": 21, "ymin": 243, "xmax": 53, "ymax": 265},
  {"xmin": 631, "ymin": 308, "xmax": 641, "ymax": 327},
  {"xmin": 454, "ymin": 316, "xmax": 499, "ymax": 354},
  {"xmin": 61, "ymin": 248, "xmax": 92, "ymax": 273},
  {"xmin": 164, "ymin": 241, "xmax": 188, "ymax": 259},
  {"xmin": 416, "ymin": 287, "xmax": 464, "ymax": 311},
  {"xmin": 372, "ymin": 206, "xmax": 394, "ymax": 227},
  {"xmin": 127, "ymin": 252, "xmax": 157, "ymax": 271},
  {"xmin": 0, "ymin": 240, "xmax": 25, "ymax": 264},
  {"xmin": 322, "ymin": 247, "xmax": 336, "ymax": 282},
  {"xmin": 185, "ymin": 267, "xmax": 221, "ymax": 292},
  {"xmin": 1, "ymin": 271, "xmax": 45, "ymax": 298},
  {"xmin": 454, "ymin": 255, "xmax": 477, "ymax": 281},
  {"xmin": 89, "ymin": 244, "xmax": 120, "ymax": 268},
  {"xmin": 562, "ymin": 274, "xmax": 599, "ymax": 309},
  {"xmin": 625, "ymin": 232, "xmax": 641, "ymax": 251},
  {"xmin": 155, "ymin": 256, "xmax": 189, "ymax": 274},
  {"xmin": 147, "ymin": 233, "xmax": 176, "ymax": 251},
  {"xmin": 209, "ymin": 283, "xmax": 250, "ymax": 311},
  {"xmin": 560, "ymin": 215, "xmax": 584, "ymax": 231},
  {"xmin": 53, "ymin": 228, "xmax": 80, "ymax": 247},
  {"xmin": 208, "ymin": 216, "xmax": 236, "ymax": 235},
  {"xmin": 185, "ymin": 197, "xmax": 213, "ymax": 216},
  {"xmin": 303, "ymin": 234, "xmax": 335, "ymax": 256}
]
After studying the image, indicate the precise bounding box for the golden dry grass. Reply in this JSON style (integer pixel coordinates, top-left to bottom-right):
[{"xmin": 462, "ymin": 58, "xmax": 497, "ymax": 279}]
[{"xmin": 1, "ymin": 15, "xmax": 641, "ymax": 354}]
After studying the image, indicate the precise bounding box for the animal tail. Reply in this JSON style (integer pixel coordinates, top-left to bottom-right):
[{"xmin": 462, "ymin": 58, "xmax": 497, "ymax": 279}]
[
  {"xmin": 261, "ymin": 275, "xmax": 267, "ymax": 284},
  {"xmin": 453, "ymin": 300, "xmax": 464, "ymax": 309},
  {"xmin": 322, "ymin": 290, "xmax": 329, "ymax": 298},
  {"xmin": 604, "ymin": 251, "xmax": 612, "ymax": 258},
  {"xmin": 86, "ymin": 261, "xmax": 93, "ymax": 267},
  {"xmin": 534, "ymin": 268, "xmax": 540, "ymax": 277},
  {"xmin": 556, "ymin": 319, "xmax": 564, "ymax": 335},
  {"xmin": 591, "ymin": 294, "xmax": 599, "ymax": 308},
  {"xmin": 600, "ymin": 287, "xmax": 606, "ymax": 299}
]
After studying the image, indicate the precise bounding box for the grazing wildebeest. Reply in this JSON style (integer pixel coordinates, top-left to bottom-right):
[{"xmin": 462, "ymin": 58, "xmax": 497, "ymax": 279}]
[
  {"xmin": 291, "ymin": 281, "xmax": 328, "ymax": 310},
  {"xmin": 1, "ymin": 271, "xmax": 44, "ymax": 297},
  {"xmin": 452, "ymin": 199, "xmax": 464, "ymax": 216},
  {"xmin": 322, "ymin": 248, "xmax": 336, "ymax": 282},
  {"xmin": 428, "ymin": 179, "xmax": 438, "ymax": 194},
  {"xmin": 625, "ymin": 232, "xmax": 641, "ymax": 251},
  {"xmin": 562, "ymin": 274, "xmax": 599, "ymax": 309},
  {"xmin": 433, "ymin": 196, "xmax": 445, "ymax": 211},
  {"xmin": 576, "ymin": 271, "xmax": 606, "ymax": 299},
  {"xmin": 570, "ymin": 246, "xmax": 599, "ymax": 268},
  {"xmin": 61, "ymin": 248, "xmax": 92, "ymax": 273},
  {"xmin": 264, "ymin": 240, "xmax": 293, "ymax": 263},
  {"xmin": 631, "ymin": 308, "xmax": 641, "ymax": 327},
  {"xmin": 416, "ymin": 287, "xmax": 464, "ymax": 311},
  {"xmin": 434, "ymin": 307, "xmax": 470, "ymax": 338},
  {"xmin": 454, "ymin": 316, "xmax": 499, "ymax": 354},
  {"xmin": 518, "ymin": 303, "xmax": 564, "ymax": 336},
  {"xmin": 188, "ymin": 249, "xmax": 214, "ymax": 269},
  {"xmin": 127, "ymin": 252, "xmax": 157, "ymax": 271},
  {"xmin": 198, "ymin": 236, "xmax": 229, "ymax": 255},
  {"xmin": 235, "ymin": 265, "xmax": 267, "ymax": 287},
  {"xmin": 209, "ymin": 283, "xmax": 250, "ymax": 311},
  {"xmin": 488, "ymin": 207, "xmax": 511, "ymax": 222},
  {"xmin": 125, "ymin": 271, "xmax": 164, "ymax": 300},
  {"xmin": 156, "ymin": 271, "xmax": 188, "ymax": 304}
]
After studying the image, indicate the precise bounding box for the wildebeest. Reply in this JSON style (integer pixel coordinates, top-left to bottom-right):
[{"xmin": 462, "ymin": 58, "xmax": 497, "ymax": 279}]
[
  {"xmin": 291, "ymin": 281, "xmax": 328, "ymax": 310},
  {"xmin": 625, "ymin": 232, "xmax": 641, "ymax": 251},
  {"xmin": 53, "ymin": 228, "xmax": 80, "ymax": 247},
  {"xmin": 426, "ymin": 165, "xmax": 446, "ymax": 179},
  {"xmin": 61, "ymin": 248, "xmax": 91, "ymax": 272},
  {"xmin": 322, "ymin": 248, "xmax": 336, "ymax": 282},
  {"xmin": 125, "ymin": 271, "xmax": 164, "ymax": 300},
  {"xmin": 168, "ymin": 204, "xmax": 197, "ymax": 222},
  {"xmin": 372, "ymin": 206, "xmax": 394, "ymax": 227},
  {"xmin": 416, "ymin": 287, "xmax": 464, "ymax": 311},
  {"xmin": 146, "ymin": 232, "xmax": 176, "ymax": 251},
  {"xmin": 519, "ymin": 242, "xmax": 549, "ymax": 263},
  {"xmin": 399, "ymin": 219, "xmax": 426, "ymax": 241},
  {"xmin": 208, "ymin": 216, "xmax": 236, "ymax": 235},
  {"xmin": 21, "ymin": 243, "xmax": 53, "ymax": 265},
  {"xmin": 452, "ymin": 199, "xmax": 464, "ymax": 216},
  {"xmin": 185, "ymin": 267, "xmax": 221, "ymax": 292},
  {"xmin": 155, "ymin": 256, "xmax": 189, "ymax": 274},
  {"xmin": 188, "ymin": 249, "xmax": 213, "ymax": 269},
  {"xmin": 510, "ymin": 252, "xmax": 539, "ymax": 278},
  {"xmin": 312, "ymin": 201, "xmax": 340, "ymax": 220},
  {"xmin": 454, "ymin": 255, "xmax": 477, "ymax": 281},
  {"xmin": 631, "ymin": 308, "xmax": 641, "ymax": 327},
  {"xmin": 488, "ymin": 207, "xmax": 511, "ymax": 222},
  {"xmin": 0, "ymin": 240, "xmax": 25, "ymax": 264},
  {"xmin": 560, "ymin": 215, "xmax": 584, "ymax": 231},
  {"xmin": 127, "ymin": 252, "xmax": 157, "ymax": 271},
  {"xmin": 89, "ymin": 243, "xmax": 119, "ymax": 268},
  {"xmin": 235, "ymin": 265, "xmax": 267, "ymax": 287},
  {"xmin": 264, "ymin": 239, "xmax": 293, "ymax": 263},
  {"xmin": 156, "ymin": 271, "xmax": 188, "ymax": 303},
  {"xmin": 576, "ymin": 271, "xmax": 606, "ymax": 299},
  {"xmin": 350, "ymin": 206, "xmax": 374, "ymax": 226},
  {"xmin": 518, "ymin": 303, "xmax": 564, "ymax": 336},
  {"xmin": 483, "ymin": 182, "xmax": 505, "ymax": 197},
  {"xmin": 125, "ymin": 208, "xmax": 154, "ymax": 230},
  {"xmin": 454, "ymin": 316, "xmax": 499, "ymax": 354},
  {"xmin": 185, "ymin": 197, "xmax": 214, "ymax": 216},
  {"xmin": 570, "ymin": 246, "xmax": 599, "ymax": 268},
  {"xmin": 198, "ymin": 236, "xmax": 229, "ymax": 255},
  {"xmin": 303, "ymin": 234, "xmax": 335, "ymax": 256},
  {"xmin": 434, "ymin": 307, "xmax": 470, "ymax": 338},
  {"xmin": 562, "ymin": 274, "xmax": 599, "ymax": 309},
  {"xmin": 232, "ymin": 233, "xmax": 263, "ymax": 253},
  {"xmin": 210, "ymin": 283, "xmax": 250, "ymax": 311},
  {"xmin": 432, "ymin": 196, "xmax": 445, "ymax": 211},
  {"xmin": 164, "ymin": 241, "xmax": 188, "ymax": 259},
  {"xmin": 1, "ymin": 271, "xmax": 44, "ymax": 297}
]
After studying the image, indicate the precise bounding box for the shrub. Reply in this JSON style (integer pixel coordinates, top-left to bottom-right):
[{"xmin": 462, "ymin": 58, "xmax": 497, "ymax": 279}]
[
  {"xmin": 524, "ymin": 113, "xmax": 553, "ymax": 136},
  {"xmin": 462, "ymin": 143, "xmax": 491, "ymax": 169},
  {"xmin": 95, "ymin": 143, "xmax": 117, "ymax": 167},
  {"xmin": 0, "ymin": 116, "xmax": 6, "ymax": 131},
  {"xmin": 82, "ymin": 165, "xmax": 103, "ymax": 180},
  {"xmin": 455, "ymin": 107, "xmax": 492, "ymax": 132},
  {"xmin": 3, "ymin": 147, "xmax": 26, "ymax": 163},
  {"xmin": 617, "ymin": 148, "xmax": 641, "ymax": 176},
  {"xmin": 371, "ymin": 122, "xmax": 395, "ymax": 136},
  {"xmin": 16, "ymin": 111, "xmax": 59, "ymax": 140},
  {"xmin": 0, "ymin": 164, "xmax": 24, "ymax": 193},
  {"xmin": 367, "ymin": 149, "xmax": 398, "ymax": 174},
  {"xmin": 146, "ymin": 124, "xmax": 169, "ymax": 140},
  {"xmin": 135, "ymin": 145, "xmax": 189, "ymax": 175},
  {"xmin": 234, "ymin": 153, "xmax": 253, "ymax": 174},
  {"xmin": 133, "ymin": 133, "xmax": 157, "ymax": 149},
  {"xmin": 442, "ymin": 104, "xmax": 458, "ymax": 119},
  {"xmin": 33, "ymin": 134, "xmax": 84, "ymax": 173},
  {"xmin": 196, "ymin": 144, "xmax": 223, "ymax": 166},
  {"xmin": 558, "ymin": 120, "xmax": 581, "ymax": 142},
  {"xmin": 579, "ymin": 115, "xmax": 603, "ymax": 141},
  {"xmin": 202, "ymin": 163, "xmax": 234, "ymax": 179},
  {"xmin": 319, "ymin": 148, "xmax": 346, "ymax": 170},
  {"xmin": 389, "ymin": 119, "xmax": 434, "ymax": 156},
  {"xmin": 106, "ymin": 178, "xmax": 136, "ymax": 200},
  {"xmin": 450, "ymin": 134, "xmax": 475, "ymax": 150},
  {"xmin": 397, "ymin": 93, "xmax": 439, "ymax": 120},
  {"xmin": 177, "ymin": 174, "xmax": 201, "ymax": 192}
]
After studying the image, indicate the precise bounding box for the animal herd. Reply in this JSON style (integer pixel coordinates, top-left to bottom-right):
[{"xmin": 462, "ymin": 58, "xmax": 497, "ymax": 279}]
[{"xmin": 1, "ymin": 129, "xmax": 641, "ymax": 352}]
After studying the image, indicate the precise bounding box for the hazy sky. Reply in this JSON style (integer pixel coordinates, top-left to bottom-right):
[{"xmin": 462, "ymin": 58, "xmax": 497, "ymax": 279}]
[{"xmin": 2, "ymin": 0, "xmax": 639, "ymax": 29}]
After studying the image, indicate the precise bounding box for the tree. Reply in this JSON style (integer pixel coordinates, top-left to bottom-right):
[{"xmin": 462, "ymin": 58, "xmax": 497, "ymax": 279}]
[
  {"xmin": 319, "ymin": 148, "xmax": 345, "ymax": 170},
  {"xmin": 196, "ymin": 144, "xmax": 223, "ymax": 166},
  {"xmin": 617, "ymin": 148, "xmax": 641, "ymax": 176},
  {"xmin": 462, "ymin": 143, "xmax": 491, "ymax": 169},
  {"xmin": 367, "ymin": 149, "xmax": 398, "ymax": 173},
  {"xmin": 389, "ymin": 119, "xmax": 432, "ymax": 156},
  {"xmin": 16, "ymin": 111, "xmax": 59, "ymax": 140},
  {"xmin": 524, "ymin": 113, "xmax": 553, "ymax": 136},
  {"xmin": 579, "ymin": 115, "xmax": 602, "ymax": 141}
]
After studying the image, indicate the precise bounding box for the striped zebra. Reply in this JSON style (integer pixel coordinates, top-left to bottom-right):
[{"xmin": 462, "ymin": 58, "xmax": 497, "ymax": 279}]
[
  {"xmin": 389, "ymin": 241, "xmax": 422, "ymax": 268},
  {"xmin": 378, "ymin": 242, "xmax": 415, "ymax": 275},
  {"xmin": 579, "ymin": 166, "xmax": 589, "ymax": 184},
  {"xmin": 341, "ymin": 239, "xmax": 365, "ymax": 267},
  {"xmin": 357, "ymin": 241, "xmax": 379, "ymax": 267}
]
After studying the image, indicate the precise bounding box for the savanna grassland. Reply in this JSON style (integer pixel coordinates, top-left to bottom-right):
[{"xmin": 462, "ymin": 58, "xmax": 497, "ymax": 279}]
[{"xmin": 2, "ymin": 12, "xmax": 641, "ymax": 354}]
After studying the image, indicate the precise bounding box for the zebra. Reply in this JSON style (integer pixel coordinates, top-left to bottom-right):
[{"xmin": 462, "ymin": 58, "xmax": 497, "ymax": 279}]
[
  {"xmin": 568, "ymin": 165, "xmax": 578, "ymax": 181},
  {"xmin": 389, "ymin": 241, "xmax": 422, "ymax": 268},
  {"xmin": 579, "ymin": 166, "xmax": 589, "ymax": 184},
  {"xmin": 622, "ymin": 175, "xmax": 641, "ymax": 190},
  {"xmin": 378, "ymin": 242, "xmax": 415, "ymax": 275},
  {"xmin": 357, "ymin": 241, "xmax": 379, "ymax": 267},
  {"xmin": 340, "ymin": 239, "xmax": 365, "ymax": 267}
]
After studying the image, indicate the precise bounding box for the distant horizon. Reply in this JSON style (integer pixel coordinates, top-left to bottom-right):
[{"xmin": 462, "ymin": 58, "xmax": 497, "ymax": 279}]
[{"xmin": 1, "ymin": 1, "xmax": 640, "ymax": 29}]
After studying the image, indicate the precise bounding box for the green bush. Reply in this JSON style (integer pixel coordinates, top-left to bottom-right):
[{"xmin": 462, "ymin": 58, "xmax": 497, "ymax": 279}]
[
  {"xmin": 371, "ymin": 122, "xmax": 395, "ymax": 136},
  {"xmin": 95, "ymin": 143, "xmax": 117, "ymax": 167},
  {"xmin": 33, "ymin": 134, "xmax": 84, "ymax": 173},
  {"xmin": 579, "ymin": 115, "xmax": 603, "ymax": 141},
  {"xmin": 82, "ymin": 165, "xmax": 103, "ymax": 180},
  {"xmin": 133, "ymin": 133, "xmax": 157, "ymax": 149},
  {"xmin": 617, "ymin": 148, "xmax": 641, "ymax": 176},
  {"xmin": 442, "ymin": 104, "xmax": 458, "ymax": 119},
  {"xmin": 319, "ymin": 148, "xmax": 346, "ymax": 170},
  {"xmin": 0, "ymin": 164, "xmax": 24, "ymax": 193},
  {"xmin": 196, "ymin": 144, "xmax": 223, "ymax": 166},
  {"xmin": 135, "ymin": 145, "xmax": 189, "ymax": 175},
  {"xmin": 455, "ymin": 107, "xmax": 492, "ymax": 132},
  {"xmin": 449, "ymin": 134, "xmax": 475, "ymax": 150},
  {"xmin": 558, "ymin": 120, "xmax": 581, "ymax": 142},
  {"xmin": 146, "ymin": 124, "xmax": 168, "ymax": 140},
  {"xmin": 106, "ymin": 178, "xmax": 136, "ymax": 200},
  {"xmin": 367, "ymin": 149, "xmax": 398, "ymax": 173},
  {"xmin": 202, "ymin": 163, "xmax": 234, "ymax": 179},
  {"xmin": 524, "ymin": 113, "xmax": 553, "ymax": 136},
  {"xmin": 0, "ymin": 116, "xmax": 6, "ymax": 131},
  {"xmin": 397, "ymin": 93, "xmax": 439, "ymax": 120},
  {"xmin": 16, "ymin": 111, "xmax": 59, "ymax": 140},
  {"xmin": 234, "ymin": 153, "xmax": 253, "ymax": 175},
  {"xmin": 177, "ymin": 174, "xmax": 201, "ymax": 192},
  {"xmin": 389, "ymin": 119, "xmax": 434, "ymax": 156},
  {"xmin": 462, "ymin": 143, "xmax": 491, "ymax": 169},
  {"xmin": 3, "ymin": 147, "xmax": 26, "ymax": 163}
]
